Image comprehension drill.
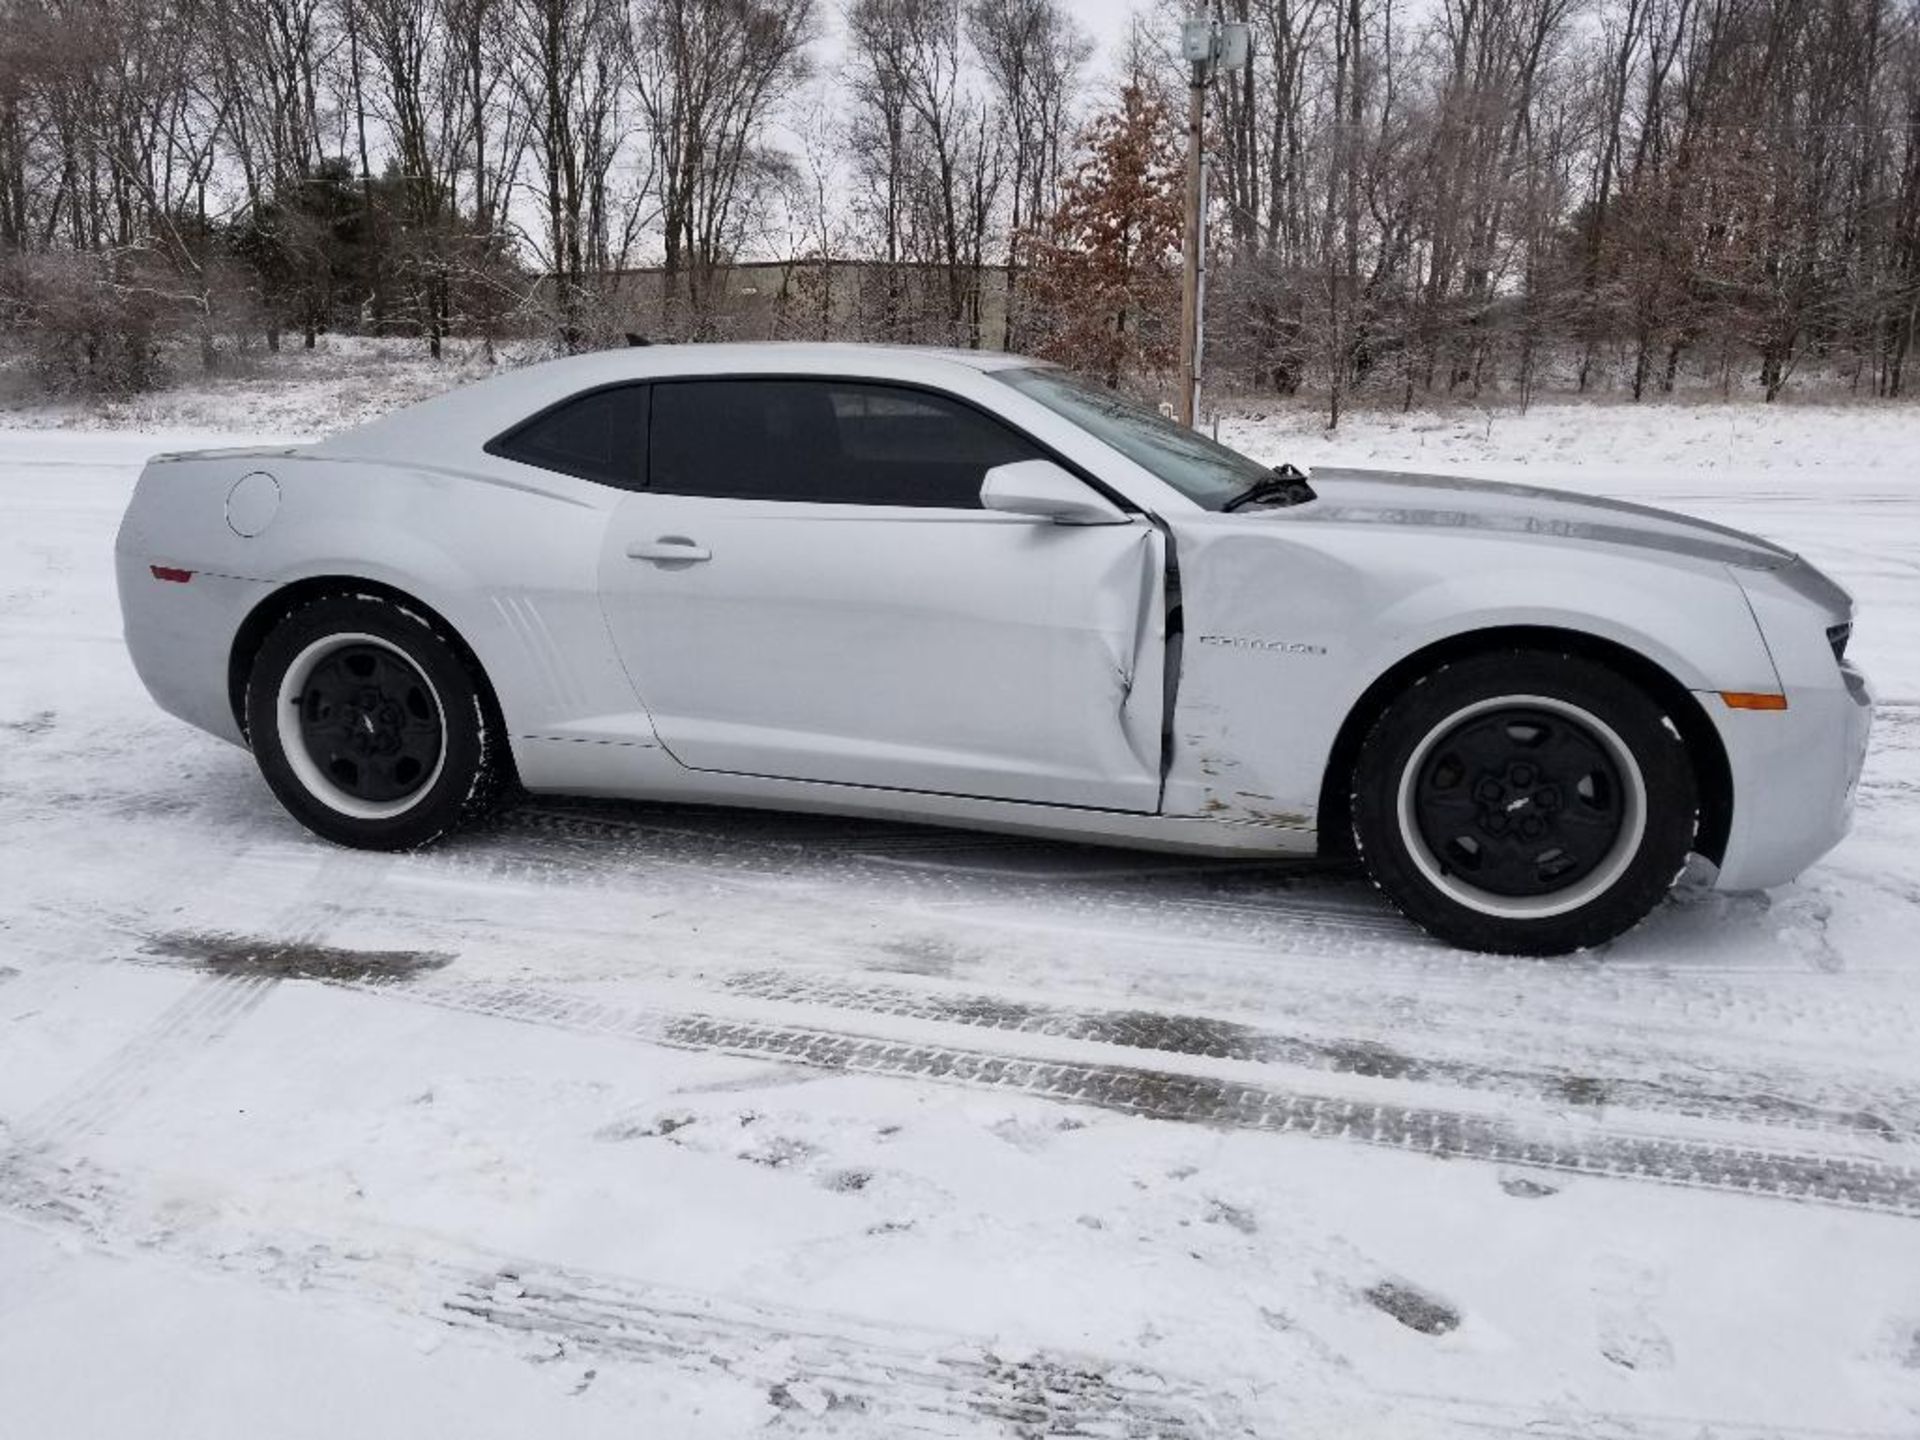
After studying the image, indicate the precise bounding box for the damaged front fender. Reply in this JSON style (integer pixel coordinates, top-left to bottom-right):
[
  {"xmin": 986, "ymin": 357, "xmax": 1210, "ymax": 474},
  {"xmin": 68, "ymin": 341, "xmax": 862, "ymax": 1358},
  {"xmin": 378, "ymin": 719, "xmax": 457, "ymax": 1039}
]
[{"xmin": 1159, "ymin": 515, "xmax": 1779, "ymax": 836}]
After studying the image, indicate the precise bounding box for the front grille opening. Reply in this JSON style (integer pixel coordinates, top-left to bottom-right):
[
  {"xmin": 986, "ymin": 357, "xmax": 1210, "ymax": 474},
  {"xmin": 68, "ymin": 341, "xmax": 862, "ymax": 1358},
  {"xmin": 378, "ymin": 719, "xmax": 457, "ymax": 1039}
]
[{"xmin": 1828, "ymin": 622, "xmax": 1852, "ymax": 664}]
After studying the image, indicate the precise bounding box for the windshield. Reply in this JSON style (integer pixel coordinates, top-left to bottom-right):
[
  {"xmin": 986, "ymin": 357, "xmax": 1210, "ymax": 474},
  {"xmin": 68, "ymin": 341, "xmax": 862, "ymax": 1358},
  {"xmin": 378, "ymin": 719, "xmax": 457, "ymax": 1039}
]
[{"xmin": 995, "ymin": 366, "xmax": 1274, "ymax": 511}]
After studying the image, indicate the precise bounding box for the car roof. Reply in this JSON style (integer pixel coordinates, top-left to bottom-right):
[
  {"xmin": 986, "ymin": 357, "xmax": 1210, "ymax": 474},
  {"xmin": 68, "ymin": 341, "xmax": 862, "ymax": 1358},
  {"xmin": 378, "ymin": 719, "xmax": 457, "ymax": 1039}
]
[
  {"xmin": 310, "ymin": 342, "xmax": 1047, "ymax": 461},
  {"xmin": 676, "ymin": 341, "xmax": 1040, "ymax": 373},
  {"xmin": 509, "ymin": 341, "xmax": 1042, "ymax": 379}
]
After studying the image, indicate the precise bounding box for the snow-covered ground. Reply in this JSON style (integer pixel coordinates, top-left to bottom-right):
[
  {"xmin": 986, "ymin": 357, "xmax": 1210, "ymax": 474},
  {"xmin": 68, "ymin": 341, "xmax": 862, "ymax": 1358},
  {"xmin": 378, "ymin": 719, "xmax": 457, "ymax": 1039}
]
[
  {"xmin": 3, "ymin": 382, "xmax": 1919, "ymax": 1437},
  {"xmin": 0, "ymin": 334, "xmax": 516, "ymax": 438}
]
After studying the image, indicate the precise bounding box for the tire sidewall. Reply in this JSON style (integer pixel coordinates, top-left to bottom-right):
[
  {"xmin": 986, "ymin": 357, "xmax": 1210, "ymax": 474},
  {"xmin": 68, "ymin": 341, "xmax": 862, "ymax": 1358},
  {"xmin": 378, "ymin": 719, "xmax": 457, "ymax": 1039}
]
[
  {"xmin": 1351, "ymin": 652, "xmax": 1698, "ymax": 955},
  {"xmin": 246, "ymin": 595, "xmax": 488, "ymax": 850}
]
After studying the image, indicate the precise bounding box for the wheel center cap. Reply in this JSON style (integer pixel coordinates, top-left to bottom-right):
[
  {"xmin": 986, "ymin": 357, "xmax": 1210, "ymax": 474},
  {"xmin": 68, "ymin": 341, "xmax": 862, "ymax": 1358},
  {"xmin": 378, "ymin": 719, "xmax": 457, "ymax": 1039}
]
[
  {"xmin": 342, "ymin": 687, "xmax": 406, "ymax": 755},
  {"xmin": 1474, "ymin": 763, "xmax": 1562, "ymax": 841}
]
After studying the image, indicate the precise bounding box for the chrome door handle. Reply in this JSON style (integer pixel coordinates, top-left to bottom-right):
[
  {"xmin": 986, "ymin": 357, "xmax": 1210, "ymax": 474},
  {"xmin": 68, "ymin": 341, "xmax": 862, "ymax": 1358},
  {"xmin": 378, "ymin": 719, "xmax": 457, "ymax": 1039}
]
[{"xmin": 627, "ymin": 537, "xmax": 712, "ymax": 563}]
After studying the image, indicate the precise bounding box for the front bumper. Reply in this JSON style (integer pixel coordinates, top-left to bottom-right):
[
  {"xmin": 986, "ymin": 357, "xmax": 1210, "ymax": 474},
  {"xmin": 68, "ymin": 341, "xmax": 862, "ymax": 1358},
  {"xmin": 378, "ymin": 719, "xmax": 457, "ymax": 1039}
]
[{"xmin": 1708, "ymin": 660, "xmax": 1873, "ymax": 891}]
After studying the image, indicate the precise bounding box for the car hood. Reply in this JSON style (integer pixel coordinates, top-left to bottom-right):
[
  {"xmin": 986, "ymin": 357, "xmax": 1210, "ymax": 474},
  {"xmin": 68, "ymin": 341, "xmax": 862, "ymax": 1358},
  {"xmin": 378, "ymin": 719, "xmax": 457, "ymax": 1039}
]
[{"xmin": 1259, "ymin": 467, "xmax": 1796, "ymax": 571}]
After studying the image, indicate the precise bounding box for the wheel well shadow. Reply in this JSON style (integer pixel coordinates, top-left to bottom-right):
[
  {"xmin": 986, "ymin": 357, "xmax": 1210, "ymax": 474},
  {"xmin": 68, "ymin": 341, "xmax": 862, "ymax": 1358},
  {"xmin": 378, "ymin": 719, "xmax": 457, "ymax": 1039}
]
[
  {"xmin": 1315, "ymin": 626, "xmax": 1732, "ymax": 867},
  {"xmin": 228, "ymin": 577, "xmax": 518, "ymax": 787}
]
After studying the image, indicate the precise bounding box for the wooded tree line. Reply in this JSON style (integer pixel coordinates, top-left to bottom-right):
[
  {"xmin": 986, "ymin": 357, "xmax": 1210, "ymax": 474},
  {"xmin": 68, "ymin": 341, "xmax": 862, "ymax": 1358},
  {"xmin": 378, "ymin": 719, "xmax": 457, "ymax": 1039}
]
[
  {"xmin": 1198, "ymin": 0, "xmax": 1920, "ymax": 409},
  {"xmin": 1, "ymin": 0, "xmax": 1916, "ymax": 406}
]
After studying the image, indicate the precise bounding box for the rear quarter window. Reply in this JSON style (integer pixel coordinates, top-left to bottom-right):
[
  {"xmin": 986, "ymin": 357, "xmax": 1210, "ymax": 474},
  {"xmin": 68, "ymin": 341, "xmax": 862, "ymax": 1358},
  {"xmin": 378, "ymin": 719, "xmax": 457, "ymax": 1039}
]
[{"xmin": 487, "ymin": 385, "xmax": 648, "ymax": 489}]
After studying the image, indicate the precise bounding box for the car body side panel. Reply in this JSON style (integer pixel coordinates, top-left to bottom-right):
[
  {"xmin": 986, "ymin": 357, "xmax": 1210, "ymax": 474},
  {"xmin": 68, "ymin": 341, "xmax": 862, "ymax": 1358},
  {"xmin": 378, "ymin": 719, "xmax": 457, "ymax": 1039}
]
[
  {"xmin": 1707, "ymin": 673, "xmax": 1871, "ymax": 889},
  {"xmin": 598, "ymin": 499, "xmax": 1165, "ymax": 809},
  {"xmin": 117, "ymin": 451, "xmax": 654, "ymax": 778},
  {"xmin": 115, "ymin": 549, "xmax": 270, "ymax": 746},
  {"xmin": 1709, "ymin": 563, "xmax": 1872, "ymax": 889},
  {"xmin": 1159, "ymin": 517, "xmax": 1784, "ymax": 833},
  {"xmin": 516, "ymin": 737, "xmax": 1315, "ymax": 856}
]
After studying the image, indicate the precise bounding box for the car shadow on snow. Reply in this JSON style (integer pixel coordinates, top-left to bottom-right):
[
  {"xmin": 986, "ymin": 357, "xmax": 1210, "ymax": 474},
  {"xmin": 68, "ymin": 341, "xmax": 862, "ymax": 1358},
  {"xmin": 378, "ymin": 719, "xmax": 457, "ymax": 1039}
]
[
  {"xmin": 476, "ymin": 796, "xmax": 1805, "ymax": 967},
  {"xmin": 478, "ymin": 793, "xmax": 1365, "ymax": 895}
]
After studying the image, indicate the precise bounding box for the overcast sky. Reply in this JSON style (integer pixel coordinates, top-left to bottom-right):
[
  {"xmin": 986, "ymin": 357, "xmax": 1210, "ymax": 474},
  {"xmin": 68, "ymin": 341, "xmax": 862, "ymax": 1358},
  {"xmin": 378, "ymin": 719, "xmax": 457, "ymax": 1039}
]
[{"xmin": 1061, "ymin": 0, "xmax": 1149, "ymax": 53}]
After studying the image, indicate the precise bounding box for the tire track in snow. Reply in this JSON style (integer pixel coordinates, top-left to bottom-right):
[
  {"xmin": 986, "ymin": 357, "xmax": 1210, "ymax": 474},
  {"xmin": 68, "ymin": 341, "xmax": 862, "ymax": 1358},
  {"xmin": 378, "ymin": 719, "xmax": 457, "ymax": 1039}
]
[
  {"xmin": 0, "ymin": 1158, "xmax": 1888, "ymax": 1440},
  {"xmin": 0, "ymin": 1157, "xmax": 1234, "ymax": 1437},
  {"xmin": 10, "ymin": 974, "xmax": 276, "ymax": 1148},
  {"xmin": 11, "ymin": 851, "xmax": 390, "ymax": 1150},
  {"xmin": 11, "ymin": 850, "xmax": 407, "ymax": 1151},
  {"xmin": 716, "ymin": 970, "xmax": 1919, "ymax": 1143},
  {"xmin": 476, "ymin": 802, "xmax": 1920, "ymax": 1064},
  {"xmin": 653, "ymin": 1013, "xmax": 1920, "ymax": 1218},
  {"xmin": 333, "ymin": 977, "xmax": 1920, "ymax": 1219},
  {"xmin": 445, "ymin": 1266, "xmax": 1228, "ymax": 1435},
  {"xmin": 110, "ymin": 932, "xmax": 1920, "ymax": 1216}
]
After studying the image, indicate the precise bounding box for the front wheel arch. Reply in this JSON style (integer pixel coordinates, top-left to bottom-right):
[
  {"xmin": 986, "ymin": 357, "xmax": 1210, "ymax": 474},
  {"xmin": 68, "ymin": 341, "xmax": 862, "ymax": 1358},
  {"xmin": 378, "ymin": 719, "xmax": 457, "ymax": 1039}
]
[
  {"xmin": 229, "ymin": 577, "xmax": 517, "ymax": 790},
  {"xmin": 1317, "ymin": 626, "xmax": 1731, "ymax": 869}
]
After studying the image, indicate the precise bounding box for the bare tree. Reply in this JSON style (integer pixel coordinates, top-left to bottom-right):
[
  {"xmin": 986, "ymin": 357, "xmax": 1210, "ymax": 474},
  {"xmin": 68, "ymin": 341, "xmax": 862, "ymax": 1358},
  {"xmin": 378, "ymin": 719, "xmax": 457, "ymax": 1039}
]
[
  {"xmin": 630, "ymin": 0, "xmax": 815, "ymax": 337},
  {"xmin": 845, "ymin": 0, "xmax": 1000, "ymax": 344},
  {"xmin": 966, "ymin": 0, "xmax": 1088, "ymax": 347},
  {"xmin": 506, "ymin": 0, "xmax": 632, "ymax": 349},
  {"xmin": 2, "ymin": 0, "xmax": 1918, "ymax": 406}
]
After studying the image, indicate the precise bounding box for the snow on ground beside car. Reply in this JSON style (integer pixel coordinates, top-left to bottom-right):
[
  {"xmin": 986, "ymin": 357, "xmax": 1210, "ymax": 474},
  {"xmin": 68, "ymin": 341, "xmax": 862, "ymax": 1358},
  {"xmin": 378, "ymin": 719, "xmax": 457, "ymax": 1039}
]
[
  {"xmin": 2, "ymin": 391, "xmax": 1919, "ymax": 1437},
  {"xmin": 0, "ymin": 335, "xmax": 517, "ymax": 439},
  {"xmin": 1222, "ymin": 393, "xmax": 1920, "ymax": 485}
]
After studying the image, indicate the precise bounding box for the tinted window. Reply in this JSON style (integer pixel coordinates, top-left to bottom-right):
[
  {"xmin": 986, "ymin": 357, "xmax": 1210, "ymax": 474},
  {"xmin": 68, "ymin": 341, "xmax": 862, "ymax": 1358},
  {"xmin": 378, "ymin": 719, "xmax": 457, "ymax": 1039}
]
[
  {"xmin": 648, "ymin": 379, "xmax": 1043, "ymax": 508},
  {"xmin": 491, "ymin": 385, "xmax": 646, "ymax": 488}
]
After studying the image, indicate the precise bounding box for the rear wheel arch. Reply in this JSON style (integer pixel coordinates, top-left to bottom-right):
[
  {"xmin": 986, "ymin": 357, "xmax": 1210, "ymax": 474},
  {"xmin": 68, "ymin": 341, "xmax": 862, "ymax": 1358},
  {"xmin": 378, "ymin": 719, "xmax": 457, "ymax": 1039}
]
[
  {"xmin": 1316, "ymin": 626, "xmax": 1732, "ymax": 869},
  {"xmin": 229, "ymin": 577, "xmax": 515, "ymax": 786}
]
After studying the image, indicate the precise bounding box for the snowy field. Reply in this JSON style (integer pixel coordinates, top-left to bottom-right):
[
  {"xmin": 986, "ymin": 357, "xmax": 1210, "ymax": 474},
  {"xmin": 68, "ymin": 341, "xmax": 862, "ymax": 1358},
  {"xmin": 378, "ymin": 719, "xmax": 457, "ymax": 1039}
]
[{"xmin": 3, "ymin": 381, "xmax": 1920, "ymax": 1437}]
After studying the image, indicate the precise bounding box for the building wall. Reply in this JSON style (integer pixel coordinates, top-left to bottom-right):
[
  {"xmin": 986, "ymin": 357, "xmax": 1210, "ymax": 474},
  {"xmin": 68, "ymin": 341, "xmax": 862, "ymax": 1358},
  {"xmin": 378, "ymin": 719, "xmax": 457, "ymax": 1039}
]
[{"xmin": 600, "ymin": 261, "xmax": 1017, "ymax": 351}]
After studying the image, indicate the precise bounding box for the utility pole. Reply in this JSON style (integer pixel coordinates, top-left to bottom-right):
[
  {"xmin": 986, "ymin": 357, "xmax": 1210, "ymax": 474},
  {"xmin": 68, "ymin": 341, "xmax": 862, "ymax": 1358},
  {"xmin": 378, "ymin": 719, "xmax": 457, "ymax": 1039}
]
[
  {"xmin": 1175, "ymin": 15, "xmax": 1251, "ymax": 430},
  {"xmin": 1176, "ymin": 51, "xmax": 1206, "ymax": 429}
]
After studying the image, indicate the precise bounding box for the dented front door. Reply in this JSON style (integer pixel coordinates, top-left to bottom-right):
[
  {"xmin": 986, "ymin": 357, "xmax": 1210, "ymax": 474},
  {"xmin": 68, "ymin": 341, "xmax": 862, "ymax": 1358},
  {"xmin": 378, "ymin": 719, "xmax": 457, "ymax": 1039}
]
[{"xmin": 600, "ymin": 495, "xmax": 1166, "ymax": 811}]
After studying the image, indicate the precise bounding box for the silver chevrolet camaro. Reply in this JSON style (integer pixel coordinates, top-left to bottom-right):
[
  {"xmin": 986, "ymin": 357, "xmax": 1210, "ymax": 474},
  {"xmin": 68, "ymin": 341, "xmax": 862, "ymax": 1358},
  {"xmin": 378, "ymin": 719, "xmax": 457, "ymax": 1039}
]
[{"xmin": 114, "ymin": 344, "xmax": 1873, "ymax": 954}]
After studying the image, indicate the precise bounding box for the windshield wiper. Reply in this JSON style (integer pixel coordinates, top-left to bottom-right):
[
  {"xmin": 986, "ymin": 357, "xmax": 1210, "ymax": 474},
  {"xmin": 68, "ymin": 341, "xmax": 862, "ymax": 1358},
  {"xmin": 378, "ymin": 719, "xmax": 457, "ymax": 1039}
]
[{"xmin": 1222, "ymin": 463, "xmax": 1317, "ymax": 513}]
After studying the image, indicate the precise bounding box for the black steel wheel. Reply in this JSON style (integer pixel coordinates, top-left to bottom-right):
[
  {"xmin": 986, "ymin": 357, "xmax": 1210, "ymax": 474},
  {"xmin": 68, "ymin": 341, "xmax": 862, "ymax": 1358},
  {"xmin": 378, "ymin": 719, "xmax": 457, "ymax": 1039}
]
[
  {"xmin": 280, "ymin": 637, "xmax": 447, "ymax": 814},
  {"xmin": 1350, "ymin": 651, "xmax": 1697, "ymax": 955},
  {"xmin": 246, "ymin": 594, "xmax": 505, "ymax": 849}
]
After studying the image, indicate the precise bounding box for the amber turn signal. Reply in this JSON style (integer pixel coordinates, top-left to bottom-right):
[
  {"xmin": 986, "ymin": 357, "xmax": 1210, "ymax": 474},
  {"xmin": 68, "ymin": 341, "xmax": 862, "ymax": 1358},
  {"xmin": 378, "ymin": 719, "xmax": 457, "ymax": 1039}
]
[{"xmin": 1719, "ymin": 691, "xmax": 1789, "ymax": 711}]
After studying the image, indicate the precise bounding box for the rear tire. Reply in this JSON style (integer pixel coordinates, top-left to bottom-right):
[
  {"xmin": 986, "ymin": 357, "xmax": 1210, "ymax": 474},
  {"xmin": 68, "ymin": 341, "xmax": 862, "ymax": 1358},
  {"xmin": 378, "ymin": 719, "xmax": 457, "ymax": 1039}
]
[
  {"xmin": 1350, "ymin": 651, "xmax": 1697, "ymax": 955},
  {"xmin": 245, "ymin": 594, "xmax": 504, "ymax": 850}
]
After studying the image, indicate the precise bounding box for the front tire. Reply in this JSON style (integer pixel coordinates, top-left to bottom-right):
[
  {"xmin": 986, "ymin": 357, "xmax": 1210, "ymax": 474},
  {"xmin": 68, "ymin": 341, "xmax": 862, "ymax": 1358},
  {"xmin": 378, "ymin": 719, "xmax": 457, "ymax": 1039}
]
[
  {"xmin": 245, "ymin": 594, "xmax": 504, "ymax": 850},
  {"xmin": 1350, "ymin": 651, "xmax": 1697, "ymax": 955}
]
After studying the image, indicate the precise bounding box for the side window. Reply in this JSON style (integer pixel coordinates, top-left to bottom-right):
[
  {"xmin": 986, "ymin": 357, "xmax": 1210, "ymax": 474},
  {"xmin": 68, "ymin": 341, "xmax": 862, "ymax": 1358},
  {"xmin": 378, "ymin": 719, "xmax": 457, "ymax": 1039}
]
[
  {"xmin": 648, "ymin": 379, "xmax": 1045, "ymax": 508},
  {"xmin": 489, "ymin": 385, "xmax": 646, "ymax": 488}
]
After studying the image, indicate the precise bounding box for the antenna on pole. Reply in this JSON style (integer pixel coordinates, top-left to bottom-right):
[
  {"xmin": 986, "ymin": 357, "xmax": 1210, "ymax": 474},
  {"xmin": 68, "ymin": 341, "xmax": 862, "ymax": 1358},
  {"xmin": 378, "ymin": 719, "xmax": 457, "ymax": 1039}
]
[{"xmin": 1176, "ymin": 15, "xmax": 1251, "ymax": 430}]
